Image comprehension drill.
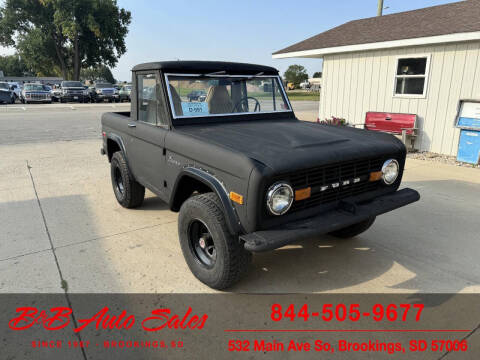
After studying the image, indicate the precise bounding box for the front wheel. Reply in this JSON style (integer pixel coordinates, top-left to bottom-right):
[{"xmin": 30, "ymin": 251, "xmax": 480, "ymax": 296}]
[
  {"xmin": 110, "ymin": 151, "xmax": 145, "ymax": 208},
  {"xmin": 178, "ymin": 193, "xmax": 252, "ymax": 289},
  {"xmin": 329, "ymin": 217, "xmax": 376, "ymax": 238}
]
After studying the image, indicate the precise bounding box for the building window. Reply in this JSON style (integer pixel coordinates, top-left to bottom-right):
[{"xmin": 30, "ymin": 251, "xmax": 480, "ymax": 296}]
[{"xmin": 394, "ymin": 56, "xmax": 429, "ymax": 97}]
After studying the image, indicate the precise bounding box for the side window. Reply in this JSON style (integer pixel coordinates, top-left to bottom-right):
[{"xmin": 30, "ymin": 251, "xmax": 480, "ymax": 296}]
[{"xmin": 137, "ymin": 73, "xmax": 157, "ymax": 124}]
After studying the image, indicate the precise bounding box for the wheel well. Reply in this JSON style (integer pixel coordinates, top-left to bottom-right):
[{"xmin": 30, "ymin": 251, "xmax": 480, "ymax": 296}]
[
  {"xmin": 107, "ymin": 139, "xmax": 121, "ymax": 161},
  {"xmin": 171, "ymin": 176, "xmax": 213, "ymax": 211}
]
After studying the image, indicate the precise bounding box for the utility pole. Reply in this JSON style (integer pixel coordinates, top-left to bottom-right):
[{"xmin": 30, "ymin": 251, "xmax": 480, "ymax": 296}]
[{"xmin": 377, "ymin": 0, "xmax": 384, "ymax": 16}]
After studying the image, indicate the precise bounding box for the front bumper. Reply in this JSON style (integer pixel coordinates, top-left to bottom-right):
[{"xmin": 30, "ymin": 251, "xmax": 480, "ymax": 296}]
[
  {"xmin": 61, "ymin": 94, "xmax": 88, "ymax": 102},
  {"xmin": 240, "ymin": 188, "xmax": 420, "ymax": 252},
  {"xmin": 24, "ymin": 97, "xmax": 51, "ymax": 102},
  {"xmin": 96, "ymin": 94, "xmax": 118, "ymax": 100}
]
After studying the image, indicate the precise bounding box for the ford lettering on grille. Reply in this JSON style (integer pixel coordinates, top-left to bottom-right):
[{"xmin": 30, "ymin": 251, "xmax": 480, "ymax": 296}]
[{"xmin": 284, "ymin": 157, "xmax": 385, "ymax": 212}]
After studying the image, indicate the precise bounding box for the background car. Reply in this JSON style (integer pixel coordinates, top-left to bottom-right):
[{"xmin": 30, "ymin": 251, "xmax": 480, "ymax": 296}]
[
  {"xmin": 59, "ymin": 81, "xmax": 90, "ymax": 103},
  {"xmin": 186, "ymin": 90, "xmax": 206, "ymax": 101},
  {"xmin": 118, "ymin": 84, "xmax": 132, "ymax": 102},
  {"xmin": 91, "ymin": 82, "xmax": 119, "ymax": 103},
  {"xmin": 51, "ymin": 84, "xmax": 62, "ymax": 102},
  {"xmin": 299, "ymin": 80, "xmax": 310, "ymax": 89},
  {"xmin": 7, "ymin": 82, "xmax": 22, "ymax": 101},
  {"xmin": 21, "ymin": 83, "xmax": 52, "ymax": 104},
  {"xmin": 0, "ymin": 82, "xmax": 15, "ymax": 104}
]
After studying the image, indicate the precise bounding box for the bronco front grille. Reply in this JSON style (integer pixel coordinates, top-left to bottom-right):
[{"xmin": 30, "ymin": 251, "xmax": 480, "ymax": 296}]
[{"xmin": 284, "ymin": 157, "xmax": 385, "ymax": 213}]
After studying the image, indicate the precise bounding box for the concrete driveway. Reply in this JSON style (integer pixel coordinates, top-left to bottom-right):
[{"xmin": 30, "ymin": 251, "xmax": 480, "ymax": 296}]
[{"xmin": 1, "ymin": 104, "xmax": 479, "ymax": 293}]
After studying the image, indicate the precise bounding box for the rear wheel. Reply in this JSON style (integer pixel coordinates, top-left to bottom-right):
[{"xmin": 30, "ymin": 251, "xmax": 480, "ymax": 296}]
[
  {"xmin": 178, "ymin": 193, "xmax": 251, "ymax": 289},
  {"xmin": 329, "ymin": 217, "xmax": 376, "ymax": 238},
  {"xmin": 110, "ymin": 151, "xmax": 145, "ymax": 208}
]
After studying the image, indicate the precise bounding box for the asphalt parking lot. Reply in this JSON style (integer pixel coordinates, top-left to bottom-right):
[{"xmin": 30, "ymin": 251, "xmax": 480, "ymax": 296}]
[{"xmin": 1, "ymin": 102, "xmax": 479, "ymax": 293}]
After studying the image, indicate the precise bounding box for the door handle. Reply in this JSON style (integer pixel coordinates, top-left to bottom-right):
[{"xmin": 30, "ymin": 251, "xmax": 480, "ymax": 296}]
[
  {"xmin": 128, "ymin": 123, "xmax": 136, "ymax": 128},
  {"xmin": 385, "ymin": 117, "xmax": 392, "ymax": 120}
]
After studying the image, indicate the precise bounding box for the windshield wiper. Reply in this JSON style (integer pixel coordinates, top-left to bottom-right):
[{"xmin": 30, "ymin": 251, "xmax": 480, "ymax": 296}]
[
  {"xmin": 204, "ymin": 70, "xmax": 226, "ymax": 76},
  {"xmin": 229, "ymin": 72, "xmax": 266, "ymax": 83},
  {"xmin": 203, "ymin": 71, "xmax": 264, "ymax": 79},
  {"xmin": 247, "ymin": 72, "xmax": 264, "ymax": 79}
]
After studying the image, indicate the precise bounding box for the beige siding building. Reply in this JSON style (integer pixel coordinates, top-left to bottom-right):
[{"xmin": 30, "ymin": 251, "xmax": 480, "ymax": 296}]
[{"xmin": 273, "ymin": 0, "xmax": 480, "ymax": 156}]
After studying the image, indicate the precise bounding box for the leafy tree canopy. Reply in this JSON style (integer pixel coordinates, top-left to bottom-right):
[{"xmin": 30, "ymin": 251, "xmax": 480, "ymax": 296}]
[
  {"xmin": 283, "ymin": 65, "xmax": 308, "ymax": 86},
  {"xmin": 0, "ymin": 0, "xmax": 131, "ymax": 80},
  {"xmin": 313, "ymin": 71, "xmax": 322, "ymax": 78},
  {"xmin": 0, "ymin": 54, "xmax": 29, "ymax": 76},
  {"xmin": 81, "ymin": 65, "xmax": 115, "ymax": 84}
]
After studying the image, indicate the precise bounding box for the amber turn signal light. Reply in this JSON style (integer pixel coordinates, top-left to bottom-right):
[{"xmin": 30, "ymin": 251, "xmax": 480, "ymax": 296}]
[
  {"xmin": 369, "ymin": 171, "xmax": 382, "ymax": 182},
  {"xmin": 295, "ymin": 187, "xmax": 311, "ymax": 201},
  {"xmin": 229, "ymin": 191, "xmax": 243, "ymax": 205}
]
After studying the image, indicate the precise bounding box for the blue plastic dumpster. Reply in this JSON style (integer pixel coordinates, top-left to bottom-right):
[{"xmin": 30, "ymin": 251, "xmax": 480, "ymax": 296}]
[
  {"xmin": 457, "ymin": 130, "xmax": 480, "ymax": 164},
  {"xmin": 455, "ymin": 100, "xmax": 480, "ymax": 164}
]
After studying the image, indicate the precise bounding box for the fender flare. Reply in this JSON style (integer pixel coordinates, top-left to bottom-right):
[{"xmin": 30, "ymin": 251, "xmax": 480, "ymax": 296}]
[
  {"xmin": 106, "ymin": 133, "xmax": 131, "ymax": 166},
  {"xmin": 106, "ymin": 133, "xmax": 126, "ymax": 157},
  {"xmin": 105, "ymin": 133, "xmax": 139, "ymax": 182},
  {"xmin": 171, "ymin": 167, "xmax": 243, "ymax": 236}
]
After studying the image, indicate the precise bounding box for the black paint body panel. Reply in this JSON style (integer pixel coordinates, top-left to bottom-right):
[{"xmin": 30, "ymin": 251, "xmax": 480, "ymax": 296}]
[{"xmin": 101, "ymin": 61, "xmax": 417, "ymax": 240}]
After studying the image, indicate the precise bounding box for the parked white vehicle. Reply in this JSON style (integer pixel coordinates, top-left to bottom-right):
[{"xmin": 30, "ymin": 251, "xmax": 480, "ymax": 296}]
[
  {"xmin": 299, "ymin": 80, "xmax": 310, "ymax": 89},
  {"xmin": 21, "ymin": 83, "xmax": 52, "ymax": 104},
  {"xmin": 7, "ymin": 82, "xmax": 21, "ymax": 100}
]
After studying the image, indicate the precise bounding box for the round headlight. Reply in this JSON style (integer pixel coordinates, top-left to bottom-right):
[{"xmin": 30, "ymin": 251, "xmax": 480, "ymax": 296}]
[
  {"xmin": 267, "ymin": 182, "xmax": 293, "ymax": 215},
  {"xmin": 382, "ymin": 159, "xmax": 399, "ymax": 185}
]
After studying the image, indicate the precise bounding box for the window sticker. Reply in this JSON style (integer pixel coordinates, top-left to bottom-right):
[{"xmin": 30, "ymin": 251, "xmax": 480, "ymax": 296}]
[{"xmin": 181, "ymin": 101, "xmax": 209, "ymax": 116}]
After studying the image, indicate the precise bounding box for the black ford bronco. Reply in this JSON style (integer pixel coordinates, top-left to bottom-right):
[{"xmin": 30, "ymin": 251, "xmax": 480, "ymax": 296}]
[{"xmin": 101, "ymin": 61, "xmax": 420, "ymax": 289}]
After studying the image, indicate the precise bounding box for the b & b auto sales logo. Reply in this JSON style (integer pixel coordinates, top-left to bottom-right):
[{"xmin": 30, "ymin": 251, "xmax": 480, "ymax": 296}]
[{"xmin": 9, "ymin": 306, "xmax": 208, "ymax": 332}]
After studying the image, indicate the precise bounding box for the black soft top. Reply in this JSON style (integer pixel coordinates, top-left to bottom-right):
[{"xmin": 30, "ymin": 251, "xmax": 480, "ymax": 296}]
[{"xmin": 132, "ymin": 61, "xmax": 279, "ymax": 75}]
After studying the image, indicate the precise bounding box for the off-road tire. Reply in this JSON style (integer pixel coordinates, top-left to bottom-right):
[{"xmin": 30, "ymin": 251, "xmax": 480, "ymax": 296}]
[
  {"xmin": 110, "ymin": 151, "xmax": 145, "ymax": 208},
  {"xmin": 329, "ymin": 217, "xmax": 376, "ymax": 238},
  {"xmin": 178, "ymin": 192, "xmax": 252, "ymax": 289}
]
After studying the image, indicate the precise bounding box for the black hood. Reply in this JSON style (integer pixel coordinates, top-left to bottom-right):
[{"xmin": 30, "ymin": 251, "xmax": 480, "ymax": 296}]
[{"xmin": 177, "ymin": 119, "xmax": 405, "ymax": 173}]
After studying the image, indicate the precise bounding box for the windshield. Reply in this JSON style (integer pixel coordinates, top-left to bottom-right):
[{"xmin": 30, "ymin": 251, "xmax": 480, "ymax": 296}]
[
  {"xmin": 62, "ymin": 81, "xmax": 83, "ymax": 87},
  {"xmin": 165, "ymin": 74, "xmax": 290, "ymax": 118},
  {"xmin": 96, "ymin": 83, "xmax": 113, "ymax": 88},
  {"xmin": 0, "ymin": 83, "xmax": 9, "ymax": 90},
  {"xmin": 24, "ymin": 84, "xmax": 45, "ymax": 91}
]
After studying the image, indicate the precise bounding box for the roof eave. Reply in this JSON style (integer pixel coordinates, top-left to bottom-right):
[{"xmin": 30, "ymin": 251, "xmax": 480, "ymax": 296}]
[{"xmin": 272, "ymin": 31, "xmax": 480, "ymax": 59}]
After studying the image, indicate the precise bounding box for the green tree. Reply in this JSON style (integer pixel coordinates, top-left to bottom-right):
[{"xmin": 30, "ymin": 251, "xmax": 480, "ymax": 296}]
[
  {"xmin": 284, "ymin": 65, "xmax": 308, "ymax": 86},
  {"xmin": 0, "ymin": 54, "xmax": 29, "ymax": 76},
  {"xmin": 17, "ymin": 29, "xmax": 61, "ymax": 76},
  {"xmin": 0, "ymin": 0, "xmax": 131, "ymax": 80},
  {"xmin": 81, "ymin": 65, "xmax": 115, "ymax": 84},
  {"xmin": 313, "ymin": 71, "xmax": 322, "ymax": 78}
]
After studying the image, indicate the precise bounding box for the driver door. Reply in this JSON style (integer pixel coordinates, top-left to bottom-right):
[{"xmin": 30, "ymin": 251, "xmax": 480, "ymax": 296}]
[{"xmin": 125, "ymin": 72, "xmax": 167, "ymax": 198}]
